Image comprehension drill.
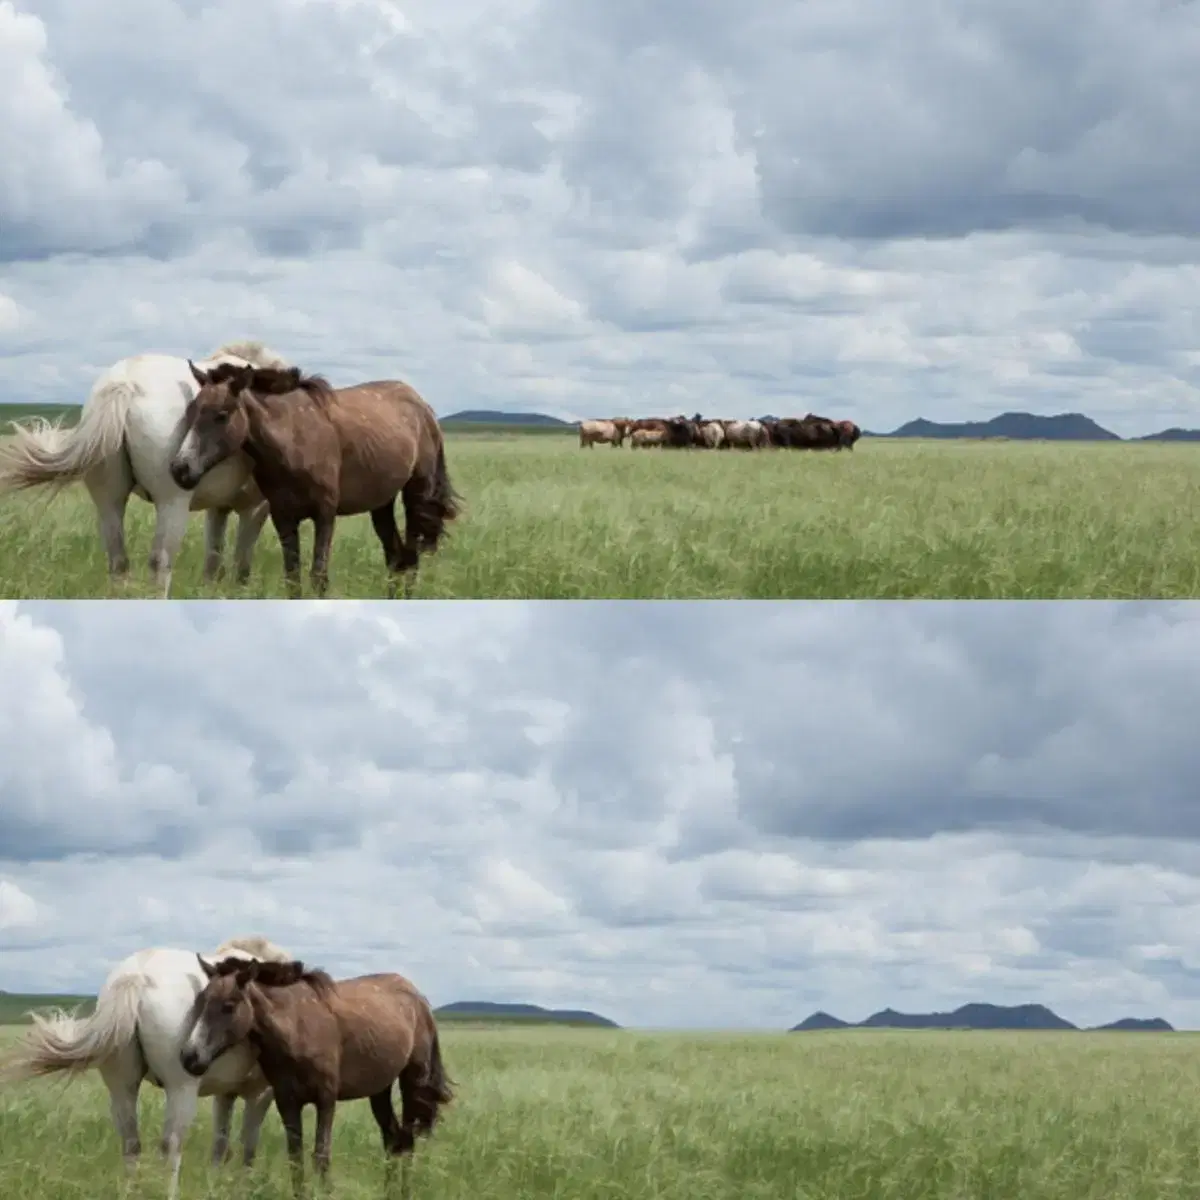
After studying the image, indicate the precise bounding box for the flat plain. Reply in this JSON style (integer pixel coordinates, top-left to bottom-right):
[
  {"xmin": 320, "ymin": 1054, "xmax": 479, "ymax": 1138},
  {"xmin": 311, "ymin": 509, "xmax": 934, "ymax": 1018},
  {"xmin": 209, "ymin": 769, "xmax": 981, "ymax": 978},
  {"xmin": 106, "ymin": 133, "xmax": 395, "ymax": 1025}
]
[
  {"xmin": 0, "ymin": 419, "xmax": 1197, "ymax": 598},
  {"xmin": 1, "ymin": 1025, "xmax": 1198, "ymax": 1199}
]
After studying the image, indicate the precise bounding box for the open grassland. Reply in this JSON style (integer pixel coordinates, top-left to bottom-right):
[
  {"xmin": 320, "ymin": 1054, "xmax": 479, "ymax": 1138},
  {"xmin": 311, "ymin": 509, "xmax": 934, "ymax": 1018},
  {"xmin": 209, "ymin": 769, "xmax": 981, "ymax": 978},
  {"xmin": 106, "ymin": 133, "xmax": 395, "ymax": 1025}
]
[
  {"xmin": 2, "ymin": 1026, "xmax": 1200, "ymax": 1200},
  {"xmin": 0, "ymin": 993, "xmax": 94, "ymax": 1024},
  {"xmin": 0, "ymin": 428, "xmax": 1197, "ymax": 598}
]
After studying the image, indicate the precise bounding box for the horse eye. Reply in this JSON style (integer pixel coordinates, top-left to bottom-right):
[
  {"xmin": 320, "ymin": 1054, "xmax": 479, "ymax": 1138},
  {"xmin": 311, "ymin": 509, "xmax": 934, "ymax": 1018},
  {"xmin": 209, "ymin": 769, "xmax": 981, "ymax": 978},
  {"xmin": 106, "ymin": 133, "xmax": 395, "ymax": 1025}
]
[{"xmin": 221, "ymin": 1000, "xmax": 236, "ymax": 1014}]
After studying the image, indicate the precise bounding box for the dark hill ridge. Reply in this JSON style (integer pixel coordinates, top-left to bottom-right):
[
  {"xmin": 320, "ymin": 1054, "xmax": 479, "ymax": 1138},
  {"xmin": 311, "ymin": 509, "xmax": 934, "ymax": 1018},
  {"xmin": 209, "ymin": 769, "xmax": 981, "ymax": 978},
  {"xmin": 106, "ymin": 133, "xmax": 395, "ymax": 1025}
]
[
  {"xmin": 442, "ymin": 410, "xmax": 573, "ymax": 427},
  {"xmin": 432, "ymin": 409, "xmax": 1199, "ymax": 441},
  {"xmin": 435, "ymin": 1000, "xmax": 618, "ymax": 1027},
  {"xmin": 790, "ymin": 1002, "xmax": 1174, "ymax": 1032}
]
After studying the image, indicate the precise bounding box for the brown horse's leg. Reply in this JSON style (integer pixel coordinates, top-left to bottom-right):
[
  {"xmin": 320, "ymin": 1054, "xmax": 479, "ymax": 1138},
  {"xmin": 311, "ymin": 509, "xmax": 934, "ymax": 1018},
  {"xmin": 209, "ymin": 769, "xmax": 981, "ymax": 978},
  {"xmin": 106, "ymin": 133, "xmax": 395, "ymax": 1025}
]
[
  {"xmin": 371, "ymin": 502, "xmax": 415, "ymax": 599},
  {"xmin": 369, "ymin": 1088, "xmax": 414, "ymax": 1154},
  {"xmin": 310, "ymin": 511, "xmax": 336, "ymax": 598},
  {"xmin": 312, "ymin": 1098, "xmax": 336, "ymax": 1186},
  {"xmin": 274, "ymin": 1094, "xmax": 305, "ymax": 1196},
  {"xmin": 270, "ymin": 511, "xmax": 304, "ymax": 598}
]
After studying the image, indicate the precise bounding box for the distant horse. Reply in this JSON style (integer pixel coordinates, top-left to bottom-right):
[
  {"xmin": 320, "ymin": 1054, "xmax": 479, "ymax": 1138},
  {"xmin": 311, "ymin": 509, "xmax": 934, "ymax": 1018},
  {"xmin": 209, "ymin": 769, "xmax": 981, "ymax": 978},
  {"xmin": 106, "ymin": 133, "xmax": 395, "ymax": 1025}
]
[
  {"xmin": 169, "ymin": 363, "xmax": 460, "ymax": 598},
  {"xmin": 578, "ymin": 419, "xmax": 624, "ymax": 447},
  {"xmin": 0, "ymin": 935, "xmax": 292, "ymax": 1200},
  {"xmin": 835, "ymin": 419, "xmax": 862, "ymax": 449},
  {"xmin": 181, "ymin": 957, "xmax": 453, "ymax": 1196},
  {"xmin": 722, "ymin": 419, "xmax": 769, "ymax": 449},
  {"xmin": 0, "ymin": 341, "xmax": 289, "ymax": 596},
  {"xmin": 630, "ymin": 427, "xmax": 667, "ymax": 448}
]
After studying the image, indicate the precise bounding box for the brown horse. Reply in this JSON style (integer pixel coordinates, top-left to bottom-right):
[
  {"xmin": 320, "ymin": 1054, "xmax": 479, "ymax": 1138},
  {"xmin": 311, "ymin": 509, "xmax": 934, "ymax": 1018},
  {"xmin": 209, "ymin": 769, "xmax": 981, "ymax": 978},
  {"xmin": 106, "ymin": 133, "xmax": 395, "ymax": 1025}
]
[
  {"xmin": 180, "ymin": 957, "xmax": 452, "ymax": 1195},
  {"xmin": 168, "ymin": 363, "xmax": 460, "ymax": 597}
]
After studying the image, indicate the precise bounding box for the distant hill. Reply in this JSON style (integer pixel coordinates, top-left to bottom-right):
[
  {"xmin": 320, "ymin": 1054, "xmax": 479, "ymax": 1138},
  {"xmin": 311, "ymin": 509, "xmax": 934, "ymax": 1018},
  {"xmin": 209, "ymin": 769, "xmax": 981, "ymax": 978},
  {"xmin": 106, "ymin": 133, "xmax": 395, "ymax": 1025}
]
[
  {"xmin": 791, "ymin": 1010, "xmax": 850, "ymax": 1031},
  {"xmin": 442, "ymin": 410, "xmax": 573, "ymax": 428},
  {"xmin": 435, "ymin": 1001, "xmax": 618, "ymax": 1027},
  {"xmin": 789, "ymin": 1003, "xmax": 1173, "ymax": 1032},
  {"xmin": 883, "ymin": 412, "xmax": 1121, "ymax": 441},
  {"xmin": 1135, "ymin": 427, "xmax": 1200, "ymax": 442},
  {"xmin": 1090, "ymin": 1017, "xmax": 1174, "ymax": 1032}
]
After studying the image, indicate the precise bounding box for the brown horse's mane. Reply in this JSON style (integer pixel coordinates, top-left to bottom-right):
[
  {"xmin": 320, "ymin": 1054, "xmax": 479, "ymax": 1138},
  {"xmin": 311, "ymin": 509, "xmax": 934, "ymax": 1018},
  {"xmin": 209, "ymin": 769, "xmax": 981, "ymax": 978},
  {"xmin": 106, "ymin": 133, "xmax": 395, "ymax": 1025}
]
[
  {"xmin": 210, "ymin": 955, "xmax": 336, "ymax": 996},
  {"xmin": 197, "ymin": 363, "xmax": 336, "ymax": 404},
  {"xmin": 245, "ymin": 366, "xmax": 336, "ymax": 403}
]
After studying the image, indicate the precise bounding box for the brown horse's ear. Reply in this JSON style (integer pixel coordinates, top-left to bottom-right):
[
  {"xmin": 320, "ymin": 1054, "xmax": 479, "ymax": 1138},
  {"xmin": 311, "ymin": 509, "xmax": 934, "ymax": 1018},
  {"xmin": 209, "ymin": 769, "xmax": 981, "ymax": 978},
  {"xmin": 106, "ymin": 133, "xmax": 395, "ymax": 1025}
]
[
  {"xmin": 187, "ymin": 359, "xmax": 208, "ymax": 387},
  {"xmin": 197, "ymin": 953, "xmax": 217, "ymax": 979}
]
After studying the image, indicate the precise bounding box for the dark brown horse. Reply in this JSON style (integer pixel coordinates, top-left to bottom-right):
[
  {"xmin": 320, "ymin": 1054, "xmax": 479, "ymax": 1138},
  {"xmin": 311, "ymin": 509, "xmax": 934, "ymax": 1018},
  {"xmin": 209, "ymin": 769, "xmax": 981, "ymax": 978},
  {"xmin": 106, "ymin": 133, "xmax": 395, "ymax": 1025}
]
[
  {"xmin": 168, "ymin": 363, "xmax": 460, "ymax": 597},
  {"xmin": 180, "ymin": 957, "xmax": 452, "ymax": 1195}
]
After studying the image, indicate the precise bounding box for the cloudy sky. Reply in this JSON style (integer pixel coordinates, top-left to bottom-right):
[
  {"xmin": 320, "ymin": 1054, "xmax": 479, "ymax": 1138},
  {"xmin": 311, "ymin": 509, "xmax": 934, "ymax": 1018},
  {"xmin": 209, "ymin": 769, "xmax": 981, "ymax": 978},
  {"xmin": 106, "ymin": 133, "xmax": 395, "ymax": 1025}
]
[
  {"xmin": 1, "ymin": 599, "xmax": 1198, "ymax": 1029},
  {"xmin": 1, "ymin": 2, "xmax": 1199, "ymax": 435}
]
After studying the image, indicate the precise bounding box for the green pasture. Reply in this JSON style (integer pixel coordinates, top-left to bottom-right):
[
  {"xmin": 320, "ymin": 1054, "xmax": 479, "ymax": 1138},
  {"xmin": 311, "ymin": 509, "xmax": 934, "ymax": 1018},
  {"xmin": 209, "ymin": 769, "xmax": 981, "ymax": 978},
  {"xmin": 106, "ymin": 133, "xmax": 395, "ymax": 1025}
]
[
  {"xmin": 1, "ymin": 1026, "xmax": 1197, "ymax": 1199},
  {"xmin": 0, "ymin": 417, "xmax": 1195, "ymax": 598}
]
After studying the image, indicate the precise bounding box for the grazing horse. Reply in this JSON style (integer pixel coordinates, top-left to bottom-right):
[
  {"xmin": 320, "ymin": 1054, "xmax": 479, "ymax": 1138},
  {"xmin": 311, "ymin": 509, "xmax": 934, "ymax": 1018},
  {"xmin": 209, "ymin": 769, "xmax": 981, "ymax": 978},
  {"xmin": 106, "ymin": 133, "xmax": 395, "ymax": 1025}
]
[
  {"xmin": 630, "ymin": 427, "xmax": 667, "ymax": 448},
  {"xmin": 169, "ymin": 363, "xmax": 460, "ymax": 599},
  {"xmin": 181, "ymin": 958, "xmax": 453, "ymax": 1196},
  {"xmin": 0, "ymin": 935, "xmax": 292, "ymax": 1200},
  {"xmin": 767, "ymin": 415, "xmax": 841, "ymax": 449},
  {"xmin": 578, "ymin": 419, "xmax": 624, "ymax": 447},
  {"xmin": 722, "ymin": 419, "xmax": 769, "ymax": 449},
  {"xmin": 835, "ymin": 419, "xmax": 862, "ymax": 449},
  {"xmin": 0, "ymin": 341, "xmax": 289, "ymax": 596}
]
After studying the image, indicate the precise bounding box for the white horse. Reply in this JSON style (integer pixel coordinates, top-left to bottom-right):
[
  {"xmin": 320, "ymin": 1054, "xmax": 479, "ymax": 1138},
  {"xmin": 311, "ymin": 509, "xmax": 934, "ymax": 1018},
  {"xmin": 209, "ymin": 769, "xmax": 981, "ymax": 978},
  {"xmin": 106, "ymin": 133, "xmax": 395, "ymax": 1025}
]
[
  {"xmin": 0, "ymin": 340, "xmax": 290, "ymax": 596},
  {"xmin": 0, "ymin": 934, "xmax": 291, "ymax": 1200}
]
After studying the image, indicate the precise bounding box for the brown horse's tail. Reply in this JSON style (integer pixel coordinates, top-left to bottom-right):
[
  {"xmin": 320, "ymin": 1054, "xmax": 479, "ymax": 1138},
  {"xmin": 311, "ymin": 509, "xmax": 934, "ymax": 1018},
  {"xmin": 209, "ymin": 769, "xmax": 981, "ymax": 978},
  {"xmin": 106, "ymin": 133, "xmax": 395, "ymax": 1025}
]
[
  {"xmin": 412, "ymin": 1029, "xmax": 454, "ymax": 1136},
  {"xmin": 412, "ymin": 436, "xmax": 461, "ymax": 554}
]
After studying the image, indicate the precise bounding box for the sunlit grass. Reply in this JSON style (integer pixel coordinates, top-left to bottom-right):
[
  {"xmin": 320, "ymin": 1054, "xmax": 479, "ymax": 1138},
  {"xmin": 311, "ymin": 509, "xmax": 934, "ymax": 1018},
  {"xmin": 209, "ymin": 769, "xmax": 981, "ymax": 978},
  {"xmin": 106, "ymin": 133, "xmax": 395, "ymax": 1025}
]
[
  {"xmin": 2, "ymin": 1027, "xmax": 1200, "ymax": 1199},
  {"xmin": 0, "ymin": 434, "xmax": 1196, "ymax": 598}
]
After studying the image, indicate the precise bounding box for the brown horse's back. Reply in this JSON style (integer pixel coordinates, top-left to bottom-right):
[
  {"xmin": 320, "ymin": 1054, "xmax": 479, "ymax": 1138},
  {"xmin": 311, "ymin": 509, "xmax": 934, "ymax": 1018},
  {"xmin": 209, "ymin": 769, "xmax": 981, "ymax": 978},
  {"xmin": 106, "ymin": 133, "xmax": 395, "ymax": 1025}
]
[
  {"xmin": 330, "ymin": 973, "xmax": 442, "ymax": 1101},
  {"xmin": 326, "ymin": 382, "xmax": 446, "ymax": 516}
]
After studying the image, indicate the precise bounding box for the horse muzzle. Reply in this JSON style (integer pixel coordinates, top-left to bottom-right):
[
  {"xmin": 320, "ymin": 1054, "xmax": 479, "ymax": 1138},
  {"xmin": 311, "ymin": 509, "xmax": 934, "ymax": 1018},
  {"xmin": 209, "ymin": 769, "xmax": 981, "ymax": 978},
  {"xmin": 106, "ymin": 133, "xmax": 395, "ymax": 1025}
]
[
  {"xmin": 169, "ymin": 460, "xmax": 200, "ymax": 490},
  {"xmin": 179, "ymin": 1048, "xmax": 207, "ymax": 1077}
]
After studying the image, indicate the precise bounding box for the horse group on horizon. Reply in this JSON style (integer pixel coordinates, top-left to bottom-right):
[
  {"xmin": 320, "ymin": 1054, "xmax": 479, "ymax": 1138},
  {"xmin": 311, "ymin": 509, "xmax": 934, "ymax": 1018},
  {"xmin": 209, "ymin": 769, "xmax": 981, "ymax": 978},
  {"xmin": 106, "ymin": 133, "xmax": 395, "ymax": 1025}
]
[
  {"xmin": 0, "ymin": 342, "xmax": 460, "ymax": 598},
  {"xmin": 0, "ymin": 935, "xmax": 451, "ymax": 1198},
  {"xmin": 579, "ymin": 412, "xmax": 862, "ymax": 450}
]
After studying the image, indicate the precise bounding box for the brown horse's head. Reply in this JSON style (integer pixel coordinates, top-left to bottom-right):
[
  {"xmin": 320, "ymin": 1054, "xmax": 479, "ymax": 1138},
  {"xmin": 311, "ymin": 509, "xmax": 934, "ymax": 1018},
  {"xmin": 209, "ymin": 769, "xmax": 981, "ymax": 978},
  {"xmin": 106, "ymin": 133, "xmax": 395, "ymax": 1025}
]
[
  {"xmin": 169, "ymin": 361, "xmax": 258, "ymax": 490},
  {"xmin": 180, "ymin": 956, "xmax": 327, "ymax": 1077}
]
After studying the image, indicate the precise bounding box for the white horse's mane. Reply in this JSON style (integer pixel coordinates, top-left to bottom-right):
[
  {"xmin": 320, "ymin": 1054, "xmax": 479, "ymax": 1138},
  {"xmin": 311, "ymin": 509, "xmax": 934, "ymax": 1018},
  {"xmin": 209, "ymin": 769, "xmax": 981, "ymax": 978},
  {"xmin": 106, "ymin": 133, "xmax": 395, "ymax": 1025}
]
[
  {"xmin": 206, "ymin": 340, "xmax": 290, "ymax": 370},
  {"xmin": 209, "ymin": 934, "xmax": 292, "ymax": 964}
]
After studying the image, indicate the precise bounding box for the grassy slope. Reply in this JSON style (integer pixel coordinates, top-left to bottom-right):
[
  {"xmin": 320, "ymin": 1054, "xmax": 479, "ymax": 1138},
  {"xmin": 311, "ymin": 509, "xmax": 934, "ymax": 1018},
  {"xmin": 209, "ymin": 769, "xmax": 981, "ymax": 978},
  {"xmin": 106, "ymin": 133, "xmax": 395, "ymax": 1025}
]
[{"xmin": 1, "ymin": 1027, "xmax": 1197, "ymax": 1199}]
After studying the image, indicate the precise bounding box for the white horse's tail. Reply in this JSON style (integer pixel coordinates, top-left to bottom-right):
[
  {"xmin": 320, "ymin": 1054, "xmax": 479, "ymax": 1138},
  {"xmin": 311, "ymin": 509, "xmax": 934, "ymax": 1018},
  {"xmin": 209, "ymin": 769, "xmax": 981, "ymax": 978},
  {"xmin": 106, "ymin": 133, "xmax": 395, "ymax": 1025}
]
[
  {"xmin": 0, "ymin": 380, "xmax": 138, "ymax": 494},
  {"xmin": 0, "ymin": 972, "xmax": 146, "ymax": 1083}
]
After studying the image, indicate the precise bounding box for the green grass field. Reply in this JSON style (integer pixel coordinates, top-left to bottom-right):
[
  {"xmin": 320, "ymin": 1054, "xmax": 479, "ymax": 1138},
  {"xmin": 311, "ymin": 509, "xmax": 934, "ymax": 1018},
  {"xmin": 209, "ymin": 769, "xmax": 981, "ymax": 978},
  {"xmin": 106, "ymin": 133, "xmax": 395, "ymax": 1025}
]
[
  {"xmin": 0, "ymin": 993, "xmax": 95, "ymax": 1024},
  {"xmin": 1, "ymin": 1026, "xmax": 1198, "ymax": 1199},
  {"xmin": 0, "ymin": 424, "xmax": 1197, "ymax": 598}
]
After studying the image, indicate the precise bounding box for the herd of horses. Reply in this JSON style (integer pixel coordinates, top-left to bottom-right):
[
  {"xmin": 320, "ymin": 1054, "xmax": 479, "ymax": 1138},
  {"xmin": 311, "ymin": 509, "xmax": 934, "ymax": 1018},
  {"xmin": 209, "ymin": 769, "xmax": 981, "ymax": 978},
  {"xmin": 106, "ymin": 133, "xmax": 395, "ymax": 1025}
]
[
  {"xmin": 578, "ymin": 413, "xmax": 862, "ymax": 450},
  {"xmin": 0, "ymin": 336, "xmax": 859, "ymax": 597},
  {"xmin": 0, "ymin": 935, "xmax": 449, "ymax": 1198}
]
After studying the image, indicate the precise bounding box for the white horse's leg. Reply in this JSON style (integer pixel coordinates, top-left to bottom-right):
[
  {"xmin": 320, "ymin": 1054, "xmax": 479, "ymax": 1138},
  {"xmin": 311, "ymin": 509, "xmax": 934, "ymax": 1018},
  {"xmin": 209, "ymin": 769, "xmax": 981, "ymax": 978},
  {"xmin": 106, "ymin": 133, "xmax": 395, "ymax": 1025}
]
[
  {"xmin": 98, "ymin": 1041, "xmax": 144, "ymax": 1169},
  {"xmin": 240, "ymin": 1088, "xmax": 274, "ymax": 1166},
  {"xmin": 83, "ymin": 453, "xmax": 134, "ymax": 578},
  {"xmin": 202, "ymin": 509, "xmax": 230, "ymax": 583},
  {"xmin": 161, "ymin": 1077, "xmax": 201, "ymax": 1200},
  {"xmin": 148, "ymin": 495, "xmax": 192, "ymax": 598},
  {"xmin": 231, "ymin": 501, "xmax": 270, "ymax": 585},
  {"xmin": 210, "ymin": 1094, "xmax": 235, "ymax": 1167}
]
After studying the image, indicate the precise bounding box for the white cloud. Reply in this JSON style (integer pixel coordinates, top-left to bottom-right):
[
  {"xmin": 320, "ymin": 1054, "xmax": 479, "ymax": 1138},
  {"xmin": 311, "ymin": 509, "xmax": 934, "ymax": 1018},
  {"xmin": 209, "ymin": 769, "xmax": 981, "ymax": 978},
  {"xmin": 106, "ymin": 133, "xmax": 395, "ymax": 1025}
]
[
  {"xmin": 0, "ymin": 601, "xmax": 1198, "ymax": 1030},
  {"xmin": 0, "ymin": 880, "xmax": 38, "ymax": 930},
  {"xmin": 0, "ymin": 0, "xmax": 1197, "ymax": 431}
]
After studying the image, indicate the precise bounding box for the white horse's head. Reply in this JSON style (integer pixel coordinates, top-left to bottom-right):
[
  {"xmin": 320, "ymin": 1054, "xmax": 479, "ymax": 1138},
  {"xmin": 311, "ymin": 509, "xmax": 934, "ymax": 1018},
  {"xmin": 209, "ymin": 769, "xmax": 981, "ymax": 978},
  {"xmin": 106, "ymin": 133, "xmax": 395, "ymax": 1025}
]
[
  {"xmin": 204, "ymin": 340, "xmax": 291, "ymax": 370},
  {"xmin": 202, "ymin": 934, "xmax": 292, "ymax": 969}
]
